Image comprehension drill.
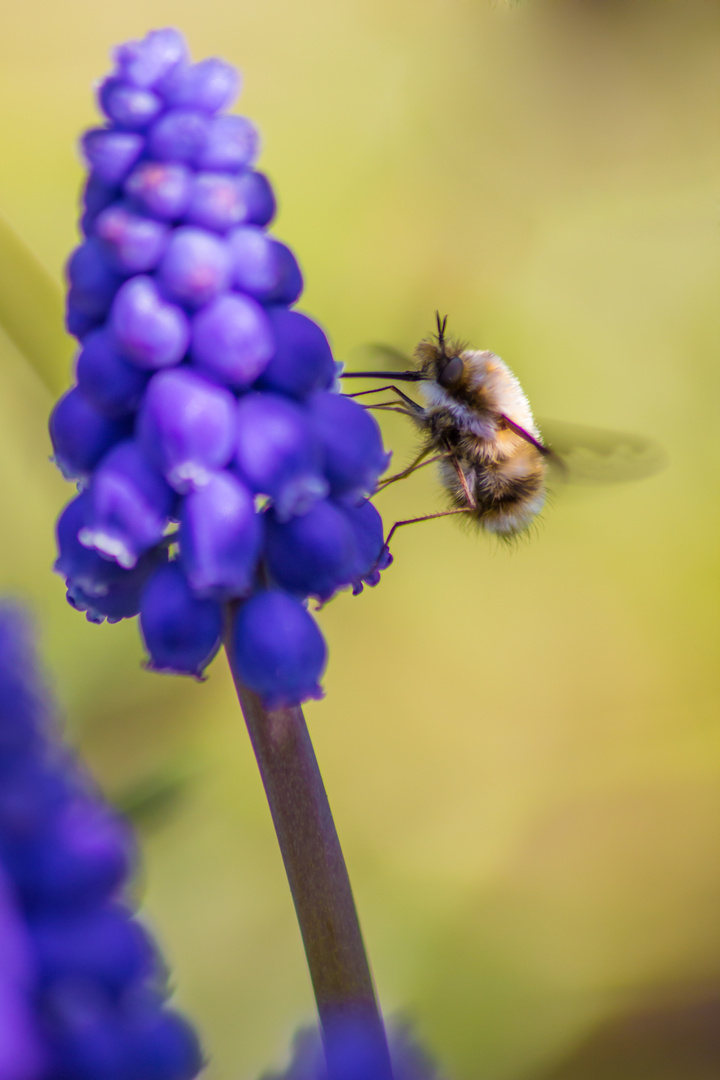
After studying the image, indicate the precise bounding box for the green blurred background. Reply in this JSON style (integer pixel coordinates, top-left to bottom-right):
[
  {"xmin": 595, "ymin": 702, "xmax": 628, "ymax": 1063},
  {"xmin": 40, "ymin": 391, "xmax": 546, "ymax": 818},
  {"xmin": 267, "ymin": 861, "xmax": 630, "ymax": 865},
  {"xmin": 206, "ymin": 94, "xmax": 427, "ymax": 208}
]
[{"xmin": 0, "ymin": 1, "xmax": 718, "ymax": 1077}]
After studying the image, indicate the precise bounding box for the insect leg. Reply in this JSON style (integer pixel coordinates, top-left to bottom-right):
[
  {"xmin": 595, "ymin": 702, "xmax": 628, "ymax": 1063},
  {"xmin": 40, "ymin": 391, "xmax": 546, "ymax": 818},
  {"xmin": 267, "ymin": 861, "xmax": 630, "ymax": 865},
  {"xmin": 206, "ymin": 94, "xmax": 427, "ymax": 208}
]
[
  {"xmin": 382, "ymin": 507, "xmax": 474, "ymax": 556},
  {"xmin": 344, "ymin": 385, "xmax": 424, "ymax": 414},
  {"xmin": 362, "ymin": 404, "xmax": 418, "ymax": 418},
  {"xmin": 376, "ymin": 452, "xmax": 449, "ymax": 490},
  {"xmin": 452, "ymin": 458, "xmax": 477, "ymax": 510}
]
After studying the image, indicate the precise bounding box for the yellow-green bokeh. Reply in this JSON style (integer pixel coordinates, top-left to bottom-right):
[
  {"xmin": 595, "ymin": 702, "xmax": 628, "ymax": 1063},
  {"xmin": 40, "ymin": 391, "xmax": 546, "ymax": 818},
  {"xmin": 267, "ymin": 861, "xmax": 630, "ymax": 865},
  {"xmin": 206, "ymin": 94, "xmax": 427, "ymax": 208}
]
[{"xmin": 0, "ymin": 2, "xmax": 718, "ymax": 1078}]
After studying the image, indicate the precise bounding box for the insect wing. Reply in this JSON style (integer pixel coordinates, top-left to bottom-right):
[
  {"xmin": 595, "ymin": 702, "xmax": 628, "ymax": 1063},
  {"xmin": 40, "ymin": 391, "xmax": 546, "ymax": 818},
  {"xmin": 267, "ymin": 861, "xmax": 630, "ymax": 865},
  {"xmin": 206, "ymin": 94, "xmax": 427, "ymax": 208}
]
[
  {"xmin": 344, "ymin": 342, "xmax": 413, "ymax": 372},
  {"xmin": 539, "ymin": 419, "xmax": 666, "ymax": 484}
]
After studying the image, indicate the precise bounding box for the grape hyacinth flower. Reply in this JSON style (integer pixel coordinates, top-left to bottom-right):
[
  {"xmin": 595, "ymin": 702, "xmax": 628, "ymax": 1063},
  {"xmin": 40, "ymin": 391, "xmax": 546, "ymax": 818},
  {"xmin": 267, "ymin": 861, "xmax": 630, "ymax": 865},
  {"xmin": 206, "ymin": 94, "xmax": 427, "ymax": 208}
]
[
  {"xmin": 50, "ymin": 28, "xmax": 402, "ymax": 1080},
  {"xmin": 51, "ymin": 26, "xmax": 391, "ymax": 708},
  {"xmin": 0, "ymin": 603, "xmax": 202, "ymax": 1080}
]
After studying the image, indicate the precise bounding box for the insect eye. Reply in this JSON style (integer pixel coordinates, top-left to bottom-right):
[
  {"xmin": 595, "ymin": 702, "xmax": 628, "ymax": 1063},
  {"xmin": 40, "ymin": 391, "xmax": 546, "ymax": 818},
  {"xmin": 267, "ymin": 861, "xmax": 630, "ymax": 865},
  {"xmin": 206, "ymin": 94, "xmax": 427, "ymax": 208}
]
[{"xmin": 438, "ymin": 355, "xmax": 464, "ymax": 388}]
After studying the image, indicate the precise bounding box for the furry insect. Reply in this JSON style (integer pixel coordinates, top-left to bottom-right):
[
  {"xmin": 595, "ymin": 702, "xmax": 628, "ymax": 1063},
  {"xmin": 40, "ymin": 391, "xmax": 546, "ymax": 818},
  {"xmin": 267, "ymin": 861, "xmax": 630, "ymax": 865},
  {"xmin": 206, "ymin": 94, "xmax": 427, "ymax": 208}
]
[{"xmin": 342, "ymin": 314, "xmax": 664, "ymax": 549}]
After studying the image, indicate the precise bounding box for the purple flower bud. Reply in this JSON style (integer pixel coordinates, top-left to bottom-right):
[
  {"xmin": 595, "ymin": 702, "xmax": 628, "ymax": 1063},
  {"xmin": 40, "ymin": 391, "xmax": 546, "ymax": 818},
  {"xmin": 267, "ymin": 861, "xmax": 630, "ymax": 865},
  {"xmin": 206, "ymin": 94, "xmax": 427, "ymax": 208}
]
[
  {"xmin": 146, "ymin": 108, "xmax": 207, "ymax": 164},
  {"xmin": 196, "ymin": 115, "xmax": 259, "ymax": 172},
  {"xmin": 81, "ymin": 173, "xmax": 120, "ymax": 236},
  {"xmin": 81, "ymin": 128, "xmax": 144, "ymax": 185},
  {"xmin": 76, "ymin": 328, "xmax": 150, "ymax": 417},
  {"xmin": 79, "ymin": 440, "xmax": 174, "ymax": 568},
  {"xmin": 124, "ymin": 161, "xmax": 192, "ymax": 220},
  {"xmin": 180, "ymin": 471, "xmax": 261, "ymax": 599},
  {"xmin": 157, "ymin": 58, "xmax": 240, "ymax": 113},
  {"xmin": 264, "ymin": 499, "xmax": 358, "ymax": 602},
  {"xmin": 157, "ymin": 227, "xmax": 231, "ymax": 308},
  {"xmin": 137, "ymin": 369, "xmax": 236, "ymax": 492},
  {"xmin": 340, "ymin": 499, "xmax": 392, "ymax": 593},
  {"xmin": 235, "ymin": 392, "xmax": 328, "ymax": 520},
  {"xmin": 95, "ymin": 204, "xmax": 169, "ymax": 274},
  {"xmin": 111, "ymin": 276, "xmax": 190, "ymax": 369},
  {"xmin": 184, "ymin": 172, "xmax": 244, "ymax": 232},
  {"xmin": 64, "ymin": 545, "xmax": 168, "ymax": 625},
  {"xmin": 65, "ymin": 304, "xmax": 102, "ymax": 341},
  {"xmin": 308, "ymin": 391, "xmax": 390, "ymax": 500},
  {"xmin": 55, "ymin": 493, "xmax": 165, "ymax": 622},
  {"xmin": 231, "ymin": 590, "xmax": 327, "ymax": 708},
  {"xmin": 125, "ymin": 1008, "xmax": 204, "ymax": 1080},
  {"xmin": 140, "ymin": 562, "xmax": 222, "ymax": 677},
  {"xmin": 114, "ymin": 28, "xmax": 188, "ymax": 89},
  {"xmin": 66, "ymin": 572, "xmax": 152, "ymax": 626},
  {"xmin": 190, "ymin": 293, "xmax": 273, "ymax": 387},
  {"xmin": 49, "ymin": 388, "xmax": 131, "ymax": 481},
  {"xmin": 229, "ymin": 227, "xmax": 302, "ymax": 304},
  {"xmin": 66, "ymin": 238, "xmax": 125, "ymax": 320},
  {"xmin": 30, "ymin": 904, "xmax": 155, "ymax": 994},
  {"xmin": 258, "ymin": 309, "xmax": 335, "ymax": 399},
  {"xmin": 236, "ymin": 169, "xmax": 275, "ymax": 226},
  {"xmin": 97, "ymin": 78, "xmax": 163, "ymax": 130}
]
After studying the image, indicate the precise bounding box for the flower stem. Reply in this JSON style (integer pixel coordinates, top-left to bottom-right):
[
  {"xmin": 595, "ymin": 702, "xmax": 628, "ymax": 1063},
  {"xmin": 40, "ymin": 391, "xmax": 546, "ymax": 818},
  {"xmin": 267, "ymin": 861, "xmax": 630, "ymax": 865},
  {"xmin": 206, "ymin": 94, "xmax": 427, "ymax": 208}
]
[{"xmin": 224, "ymin": 619, "xmax": 393, "ymax": 1079}]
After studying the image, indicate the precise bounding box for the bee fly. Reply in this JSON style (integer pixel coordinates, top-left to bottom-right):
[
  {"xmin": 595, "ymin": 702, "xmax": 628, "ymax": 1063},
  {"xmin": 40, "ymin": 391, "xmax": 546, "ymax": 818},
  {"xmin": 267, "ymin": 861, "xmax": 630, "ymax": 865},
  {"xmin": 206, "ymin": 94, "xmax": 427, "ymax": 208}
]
[{"xmin": 342, "ymin": 314, "xmax": 664, "ymax": 550}]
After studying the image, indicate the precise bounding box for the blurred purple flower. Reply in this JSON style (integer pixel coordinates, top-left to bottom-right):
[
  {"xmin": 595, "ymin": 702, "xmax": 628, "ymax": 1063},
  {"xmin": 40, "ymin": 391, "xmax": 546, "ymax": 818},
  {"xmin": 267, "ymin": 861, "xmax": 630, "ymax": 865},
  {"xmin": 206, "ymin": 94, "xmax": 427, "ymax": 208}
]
[
  {"xmin": 261, "ymin": 1020, "xmax": 446, "ymax": 1080},
  {"xmin": 0, "ymin": 603, "xmax": 202, "ymax": 1080}
]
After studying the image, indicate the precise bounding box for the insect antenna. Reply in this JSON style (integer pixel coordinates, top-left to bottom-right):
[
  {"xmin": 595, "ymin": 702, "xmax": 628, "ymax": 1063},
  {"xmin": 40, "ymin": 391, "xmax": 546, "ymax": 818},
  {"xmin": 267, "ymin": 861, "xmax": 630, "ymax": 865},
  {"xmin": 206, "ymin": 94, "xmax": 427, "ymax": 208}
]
[
  {"xmin": 435, "ymin": 311, "xmax": 449, "ymax": 353},
  {"xmin": 340, "ymin": 370, "xmax": 423, "ymax": 382}
]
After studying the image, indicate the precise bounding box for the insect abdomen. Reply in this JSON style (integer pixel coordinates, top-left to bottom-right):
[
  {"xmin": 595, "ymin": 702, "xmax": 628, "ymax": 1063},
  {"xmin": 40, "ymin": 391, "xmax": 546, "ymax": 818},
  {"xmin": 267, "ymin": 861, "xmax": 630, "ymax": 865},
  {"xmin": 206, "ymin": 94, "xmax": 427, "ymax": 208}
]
[{"xmin": 435, "ymin": 431, "xmax": 547, "ymax": 536}]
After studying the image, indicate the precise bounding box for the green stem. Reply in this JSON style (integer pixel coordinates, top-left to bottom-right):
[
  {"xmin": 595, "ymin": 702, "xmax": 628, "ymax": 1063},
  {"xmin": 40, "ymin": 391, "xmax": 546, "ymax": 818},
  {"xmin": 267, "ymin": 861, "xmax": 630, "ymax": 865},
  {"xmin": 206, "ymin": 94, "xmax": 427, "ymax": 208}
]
[{"xmin": 224, "ymin": 619, "xmax": 393, "ymax": 1079}]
